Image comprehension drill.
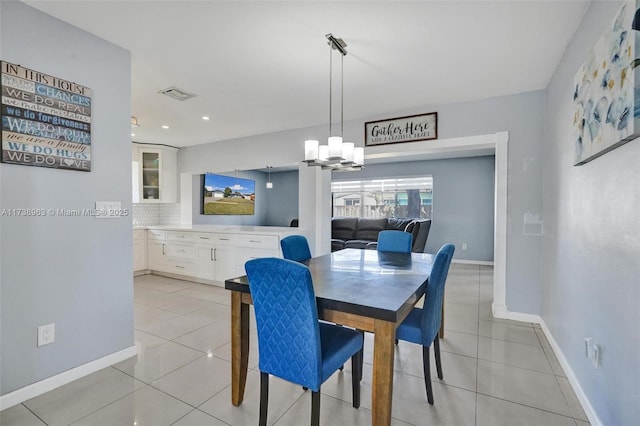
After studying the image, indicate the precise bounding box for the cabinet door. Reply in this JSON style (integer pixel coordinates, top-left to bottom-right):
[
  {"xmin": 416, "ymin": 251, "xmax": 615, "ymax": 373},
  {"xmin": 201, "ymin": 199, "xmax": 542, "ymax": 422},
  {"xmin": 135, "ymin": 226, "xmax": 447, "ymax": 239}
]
[
  {"xmin": 195, "ymin": 246, "xmax": 216, "ymax": 280},
  {"xmin": 214, "ymin": 245, "xmax": 236, "ymax": 282},
  {"xmin": 148, "ymin": 242, "xmax": 167, "ymax": 272},
  {"xmin": 140, "ymin": 149, "xmax": 162, "ymax": 202},
  {"xmin": 133, "ymin": 240, "xmax": 146, "ymax": 271}
]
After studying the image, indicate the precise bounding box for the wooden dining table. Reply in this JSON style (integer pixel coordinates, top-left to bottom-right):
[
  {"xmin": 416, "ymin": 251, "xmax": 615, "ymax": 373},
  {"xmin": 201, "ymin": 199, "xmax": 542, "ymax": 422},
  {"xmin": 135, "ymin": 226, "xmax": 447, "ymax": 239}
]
[{"xmin": 224, "ymin": 248, "xmax": 436, "ymax": 426}]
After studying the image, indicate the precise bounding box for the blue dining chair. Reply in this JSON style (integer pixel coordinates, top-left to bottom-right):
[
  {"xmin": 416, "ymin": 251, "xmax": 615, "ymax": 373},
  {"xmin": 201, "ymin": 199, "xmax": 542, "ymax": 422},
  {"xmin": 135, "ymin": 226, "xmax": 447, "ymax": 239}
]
[
  {"xmin": 280, "ymin": 235, "xmax": 312, "ymax": 263},
  {"xmin": 245, "ymin": 257, "xmax": 363, "ymax": 426},
  {"xmin": 377, "ymin": 230, "xmax": 413, "ymax": 253},
  {"xmin": 395, "ymin": 243, "xmax": 455, "ymax": 405}
]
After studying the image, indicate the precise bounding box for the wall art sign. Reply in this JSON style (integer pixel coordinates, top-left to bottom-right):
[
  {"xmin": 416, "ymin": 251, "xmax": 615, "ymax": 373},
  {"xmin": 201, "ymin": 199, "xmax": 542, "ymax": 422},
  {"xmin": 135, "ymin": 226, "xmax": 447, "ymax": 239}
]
[
  {"xmin": 572, "ymin": 0, "xmax": 640, "ymax": 165},
  {"xmin": 1, "ymin": 61, "xmax": 92, "ymax": 171},
  {"xmin": 364, "ymin": 112, "xmax": 437, "ymax": 147}
]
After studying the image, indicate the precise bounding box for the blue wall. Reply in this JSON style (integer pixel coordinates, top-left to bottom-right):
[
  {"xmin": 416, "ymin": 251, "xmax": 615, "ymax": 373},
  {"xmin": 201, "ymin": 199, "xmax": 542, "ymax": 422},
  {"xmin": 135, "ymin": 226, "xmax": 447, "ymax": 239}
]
[{"xmin": 263, "ymin": 170, "xmax": 299, "ymax": 227}]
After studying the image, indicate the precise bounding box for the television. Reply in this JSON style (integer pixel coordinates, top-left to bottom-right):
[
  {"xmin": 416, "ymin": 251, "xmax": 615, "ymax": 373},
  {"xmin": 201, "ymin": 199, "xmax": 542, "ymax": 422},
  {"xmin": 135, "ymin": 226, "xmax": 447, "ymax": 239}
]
[{"xmin": 202, "ymin": 172, "xmax": 255, "ymax": 215}]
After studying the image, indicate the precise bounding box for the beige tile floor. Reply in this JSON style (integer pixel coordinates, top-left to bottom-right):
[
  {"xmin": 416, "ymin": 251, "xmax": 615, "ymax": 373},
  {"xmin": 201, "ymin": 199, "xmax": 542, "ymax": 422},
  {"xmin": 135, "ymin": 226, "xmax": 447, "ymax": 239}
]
[{"xmin": 1, "ymin": 264, "xmax": 590, "ymax": 426}]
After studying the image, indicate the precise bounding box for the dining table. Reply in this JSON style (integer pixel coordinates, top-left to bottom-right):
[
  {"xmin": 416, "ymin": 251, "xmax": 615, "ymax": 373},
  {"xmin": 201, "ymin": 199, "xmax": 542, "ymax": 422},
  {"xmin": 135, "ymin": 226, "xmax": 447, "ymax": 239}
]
[{"xmin": 224, "ymin": 248, "xmax": 436, "ymax": 426}]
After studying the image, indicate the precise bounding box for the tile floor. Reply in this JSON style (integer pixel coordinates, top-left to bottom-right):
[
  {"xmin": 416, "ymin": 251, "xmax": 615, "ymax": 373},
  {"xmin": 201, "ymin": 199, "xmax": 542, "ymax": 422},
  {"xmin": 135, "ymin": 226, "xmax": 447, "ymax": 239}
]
[{"xmin": 0, "ymin": 264, "xmax": 590, "ymax": 426}]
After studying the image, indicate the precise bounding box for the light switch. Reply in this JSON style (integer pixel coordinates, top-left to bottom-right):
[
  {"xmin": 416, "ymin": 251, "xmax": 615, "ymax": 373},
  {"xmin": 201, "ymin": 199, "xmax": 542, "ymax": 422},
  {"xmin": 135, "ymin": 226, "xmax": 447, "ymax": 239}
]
[{"xmin": 95, "ymin": 201, "xmax": 123, "ymax": 219}]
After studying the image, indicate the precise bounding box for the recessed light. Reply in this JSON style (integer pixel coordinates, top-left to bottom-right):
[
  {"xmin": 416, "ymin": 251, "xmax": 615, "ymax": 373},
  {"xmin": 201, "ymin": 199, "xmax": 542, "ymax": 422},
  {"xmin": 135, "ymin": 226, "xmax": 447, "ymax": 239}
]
[
  {"xmin": 161, "ymin": 125, "xmax": 170, "ymax": 129},
  {"xmin": 131, "ymin": 132, "xmax": 136, "ymax": 137},
  {"xmin": 202, "ymin": 116, "xmax": 210, "ymax": 121}
]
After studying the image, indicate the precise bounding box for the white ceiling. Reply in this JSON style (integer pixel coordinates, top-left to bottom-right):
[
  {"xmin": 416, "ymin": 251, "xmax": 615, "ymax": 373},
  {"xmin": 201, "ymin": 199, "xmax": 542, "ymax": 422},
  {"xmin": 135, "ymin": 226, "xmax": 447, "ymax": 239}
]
[{"xmin": 25, "ymin": 0, "xmax": 590, "ymax": 148}]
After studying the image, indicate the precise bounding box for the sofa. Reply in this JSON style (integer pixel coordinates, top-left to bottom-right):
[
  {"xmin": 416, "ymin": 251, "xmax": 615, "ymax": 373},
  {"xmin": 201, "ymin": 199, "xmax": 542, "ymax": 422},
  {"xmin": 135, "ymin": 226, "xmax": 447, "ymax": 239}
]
[{"xmin": 331, "ymin": 217, "xmax": 432, "ymax": 253}]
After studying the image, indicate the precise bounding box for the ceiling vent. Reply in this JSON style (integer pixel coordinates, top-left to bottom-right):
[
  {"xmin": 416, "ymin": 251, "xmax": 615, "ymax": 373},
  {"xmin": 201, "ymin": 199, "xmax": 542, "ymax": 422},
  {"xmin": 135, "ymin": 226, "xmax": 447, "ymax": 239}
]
[{"xmin": 158, "ymin": 86, "xmax": 196, "ymax": 101}]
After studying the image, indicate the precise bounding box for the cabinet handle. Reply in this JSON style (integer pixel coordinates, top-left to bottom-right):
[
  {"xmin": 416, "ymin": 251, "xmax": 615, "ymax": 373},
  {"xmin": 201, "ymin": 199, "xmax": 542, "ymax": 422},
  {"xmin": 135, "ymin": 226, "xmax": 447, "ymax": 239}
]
[
  {"xmin": 177, "ymin": 235, "xmax": 184, "ymax": 238},
  {"xmin": 219, "ymin": 238, "xmax": 230, "ymax": 241},
  {"xmin": 249, "ymin": 240, "xmax": 261, "ymax": 243},
  {"xmin": 210, "ymin": 248, "xmax": 214, "ymax": 261},
  {"xmin": 162, "ymin": 244, "xmax": 165, "ymax": 255},
  {"xmin": 175, "ymin": 265, "xmax": 185, "ymax": 269},
  {"xmin": 214, "ymin": 248, "xmax": 217, "ymax": 261},
  {"xmin": 200, "ymin": 236, "xmax": 209, "ymax": 240}
]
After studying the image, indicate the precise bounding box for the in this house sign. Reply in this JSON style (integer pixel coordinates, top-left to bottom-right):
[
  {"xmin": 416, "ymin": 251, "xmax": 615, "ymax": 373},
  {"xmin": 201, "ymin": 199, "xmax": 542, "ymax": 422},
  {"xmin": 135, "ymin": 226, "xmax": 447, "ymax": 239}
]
[{"xmin": 1, "ymin": 61, "xmax": 92, "ymax": 172}]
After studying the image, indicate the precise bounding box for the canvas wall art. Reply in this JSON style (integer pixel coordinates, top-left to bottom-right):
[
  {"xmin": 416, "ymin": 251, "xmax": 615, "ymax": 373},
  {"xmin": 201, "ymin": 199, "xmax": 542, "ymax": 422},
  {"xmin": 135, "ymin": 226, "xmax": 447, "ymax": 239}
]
[
  {"xmin": 573, "ymin": 0, "xmax": 640, "ymax": 165},
  {"xmin": 1, "ymin": 61, "xmax": 92, "ymax": 171}
]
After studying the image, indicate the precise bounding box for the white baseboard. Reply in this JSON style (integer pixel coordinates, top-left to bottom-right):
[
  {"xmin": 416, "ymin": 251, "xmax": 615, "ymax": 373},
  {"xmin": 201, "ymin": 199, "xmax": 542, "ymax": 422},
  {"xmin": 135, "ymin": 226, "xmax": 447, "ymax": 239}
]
[
  {"xmin": 0, "ymin": 345, "xmax": 137, "ymax": 411},
  {"xmin": 492, "ymin": 303, "xmax": 543, "ymax": 324},
  {"xmin": 452, "ymin": 259, "xmax": 494, "ymax": 266},
  {"xmin": 538, "ymin": 320, "xmax": 603, "ymax": 426},
  {"xmin": 491, "ymin": 305, "xmax": 602, "ymax": 426}
]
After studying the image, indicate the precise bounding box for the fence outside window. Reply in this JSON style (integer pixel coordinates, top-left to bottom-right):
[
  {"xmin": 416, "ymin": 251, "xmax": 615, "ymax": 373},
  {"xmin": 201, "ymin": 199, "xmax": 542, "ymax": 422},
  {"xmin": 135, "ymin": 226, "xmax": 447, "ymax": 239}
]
[{"xmin": 332, "ymin": 176, "xmax": 433, "ymax": 219}]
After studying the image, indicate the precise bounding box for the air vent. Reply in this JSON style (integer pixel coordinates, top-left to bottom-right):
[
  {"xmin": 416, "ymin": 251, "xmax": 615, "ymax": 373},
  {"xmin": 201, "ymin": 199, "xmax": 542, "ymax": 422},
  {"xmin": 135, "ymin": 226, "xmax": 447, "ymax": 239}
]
[{"xmin": 158, "ymin": 86, "xmax": 196, "ymax": 101}]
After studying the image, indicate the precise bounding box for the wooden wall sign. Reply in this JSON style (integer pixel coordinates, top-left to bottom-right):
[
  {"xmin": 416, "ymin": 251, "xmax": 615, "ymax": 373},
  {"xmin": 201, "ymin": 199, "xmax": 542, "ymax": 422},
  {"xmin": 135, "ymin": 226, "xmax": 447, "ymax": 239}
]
[
  {"xmin": 1, "ymin": 61, "xmax": 92, "ymax": 171},
  {"xmin": 364, "ymin": 112, "xmax": 437, "ymax": 147}
]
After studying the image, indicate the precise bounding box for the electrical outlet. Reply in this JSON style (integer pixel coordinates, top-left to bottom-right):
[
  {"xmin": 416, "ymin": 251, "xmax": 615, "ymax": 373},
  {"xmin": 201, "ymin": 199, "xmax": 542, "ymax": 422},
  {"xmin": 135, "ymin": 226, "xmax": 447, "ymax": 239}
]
[
  {"xmin": 592, "ymin": 344, "xmax": 600, "ymax": 369},
  {"xmin": 461, "ymin": 243, "xmax": 468, "ymax": 250},
  {"xmin": 584, "ymin": 337, "xmax": 592, "ymax": 357},
  {"xmin": 38, "ymin": 323, "xmax": 55, "ymax": 346}
]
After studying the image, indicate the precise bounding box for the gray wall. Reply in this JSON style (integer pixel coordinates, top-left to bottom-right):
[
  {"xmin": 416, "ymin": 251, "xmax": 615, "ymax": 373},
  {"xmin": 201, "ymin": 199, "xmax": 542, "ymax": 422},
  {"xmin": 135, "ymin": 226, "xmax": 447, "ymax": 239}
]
[
  {"xmin": 0, "ymin": 2, "xmax": 133, "ymax": 394},
  {"xmin": 333, "ymin": 156, "xmax": 495, "ymax": 261},
  {"xmin": 179, "ymin": 89, "xmax": 545, "ymax": 314},
  {"xmin": 263, "ymin": 170, "xmax": 299, "ymax": 227},
  {"xmin": 543, "ymin": 1, "xmax": 640, "ymax": 425}
]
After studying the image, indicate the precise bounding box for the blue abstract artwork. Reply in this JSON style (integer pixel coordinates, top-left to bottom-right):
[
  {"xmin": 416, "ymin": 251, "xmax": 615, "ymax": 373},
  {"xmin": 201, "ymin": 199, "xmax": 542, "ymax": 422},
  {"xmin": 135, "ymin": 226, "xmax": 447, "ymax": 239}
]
[{"xmin": 573, "ymin": 0, "xmax": 640, "ymax": 165}]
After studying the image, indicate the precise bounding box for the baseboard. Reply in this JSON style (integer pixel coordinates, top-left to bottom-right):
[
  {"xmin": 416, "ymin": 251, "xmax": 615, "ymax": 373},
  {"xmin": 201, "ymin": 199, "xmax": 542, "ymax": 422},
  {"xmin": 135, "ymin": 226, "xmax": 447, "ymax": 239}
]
[
  {"xmin": 133, "ymin": 269, "xmax": 149, "ymax": 277},
  {"xmin": 451, "ymin": 259, "xmax": 494, "ymax": 266},
  {"xmin": 0, "ymin": 345, "xmax": 137, "ymax": 411},
  {"xmin": 148, "ymin": 270, "xmax": 223, "ymax": 287},
  {"xmin": 538, "ymin": 320, "xmax": 603, "ymax": 426},
  {"xmin": 491, "ymin": 305, "xmax": 602, "ymax": 426},
  {"xmin": 492, "ymin": 303, "xmax": 543, "ymax": 324}
]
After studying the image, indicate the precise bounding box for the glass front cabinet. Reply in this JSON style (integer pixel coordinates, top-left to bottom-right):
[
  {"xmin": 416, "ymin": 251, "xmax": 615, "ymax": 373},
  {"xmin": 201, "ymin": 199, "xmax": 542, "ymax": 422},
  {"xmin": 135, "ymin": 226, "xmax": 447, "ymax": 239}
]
[
  {"xmin": 140, "ymin": 150, "xmax": 162, "ymax": 201},
  {"xmin": 132, "ymin": 144, "xmax": 177, "ymax": 203}
]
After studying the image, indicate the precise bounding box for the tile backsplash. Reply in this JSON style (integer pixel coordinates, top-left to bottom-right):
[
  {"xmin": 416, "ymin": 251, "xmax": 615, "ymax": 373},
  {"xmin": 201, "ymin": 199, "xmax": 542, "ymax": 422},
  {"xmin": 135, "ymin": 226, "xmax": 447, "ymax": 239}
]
[{"xmin": 132, "ymin": 203, "xmax": 181, "ymax": 226}]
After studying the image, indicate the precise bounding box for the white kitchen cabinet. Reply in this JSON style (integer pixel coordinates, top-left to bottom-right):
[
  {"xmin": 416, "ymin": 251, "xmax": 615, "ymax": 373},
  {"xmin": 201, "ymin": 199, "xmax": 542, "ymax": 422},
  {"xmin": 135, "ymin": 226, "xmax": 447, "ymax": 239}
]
[
  {"xmin": 133, "ymin": 229, "xmax": 147, "ymax": 272},
  {"xmin": 194, "ymin": 233, "xmax": 236, "ymax": 283},
  {"xmin": 195, "ymin": 245, "xmax": 216, "ymax": 280},
  {"xmin": 144, "ymin": 227, "xmax": 298, "ymax": 285},
  {"xmin": 132, "ymin": 144, "xmax": 177, "ymax": 203},
  {"xmin": 213, "ymin": 245, "xmax": 236, "ymax": 282},
  {"xmin": 147, "ymin": 230, "xmax": 168, "ymax": 272}
]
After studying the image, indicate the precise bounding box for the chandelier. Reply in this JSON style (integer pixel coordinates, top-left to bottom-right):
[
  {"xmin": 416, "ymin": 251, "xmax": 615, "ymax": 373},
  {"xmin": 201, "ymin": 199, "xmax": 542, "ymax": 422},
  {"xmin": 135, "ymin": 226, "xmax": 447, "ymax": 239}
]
[{"xmin": 303, "ymin": 34, "xmax": 364, "ymax": 172}]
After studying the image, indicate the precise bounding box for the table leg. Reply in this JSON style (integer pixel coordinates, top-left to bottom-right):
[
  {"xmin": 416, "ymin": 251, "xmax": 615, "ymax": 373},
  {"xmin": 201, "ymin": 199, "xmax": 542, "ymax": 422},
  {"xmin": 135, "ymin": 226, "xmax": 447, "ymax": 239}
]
[
  {"xmin": 372, "ymin": 319, "xmax": 395, "ymax": 426},
  {"xmin": 231, "ymin": 291, "xmax": 249, "ymax": 406}
]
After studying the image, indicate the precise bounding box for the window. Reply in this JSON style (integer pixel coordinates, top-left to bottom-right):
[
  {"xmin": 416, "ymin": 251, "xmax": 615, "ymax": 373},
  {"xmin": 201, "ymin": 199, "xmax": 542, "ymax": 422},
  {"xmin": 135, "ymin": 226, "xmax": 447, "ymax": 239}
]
[{"xmin": 332, "ymin": 176, "xmax": 432, "ymax": 219}]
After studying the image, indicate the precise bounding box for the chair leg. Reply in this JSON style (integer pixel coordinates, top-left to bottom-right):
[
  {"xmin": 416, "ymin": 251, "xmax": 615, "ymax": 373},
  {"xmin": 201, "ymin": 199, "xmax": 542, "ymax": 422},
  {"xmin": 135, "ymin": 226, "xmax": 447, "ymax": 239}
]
[
  {"xmin": 422, "ymin": 346, "xmax": 434, "ymax": 405},
  {"xmin": 433, "ymin": 335, "xmax": 443, "ymax": 380},
  {"xmin": 351, "ymin": 352, "xmax": 361, "ymax": 408},
  {"xmin": 359, "ymin": 330, "xmax": 365, "ymax": 382},
  {"xmin": 259, "ymin": 372, "xmax": 269, "ymax": 426},
  {"xmin": 311, "ymin": 389, "xmax": 321, "ymax": 426}
]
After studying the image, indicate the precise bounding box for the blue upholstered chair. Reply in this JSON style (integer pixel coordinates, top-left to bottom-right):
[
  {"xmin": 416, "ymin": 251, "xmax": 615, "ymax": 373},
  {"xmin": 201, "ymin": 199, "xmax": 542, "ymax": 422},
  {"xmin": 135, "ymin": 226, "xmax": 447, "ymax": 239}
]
[
  {"xmin": 377, "ymin": 230, "xmax": 413, "ymax": 253},
  {"xmin": 395, "ymin": 244, "xmax": 455, "ymax": 405},
  {"xmin": 245, "ymin": 257, "xmax": 363, "ymax": 426},
  {"xmin": 280, "ymin": 235, "xmax": 312, "ymax": 263}
]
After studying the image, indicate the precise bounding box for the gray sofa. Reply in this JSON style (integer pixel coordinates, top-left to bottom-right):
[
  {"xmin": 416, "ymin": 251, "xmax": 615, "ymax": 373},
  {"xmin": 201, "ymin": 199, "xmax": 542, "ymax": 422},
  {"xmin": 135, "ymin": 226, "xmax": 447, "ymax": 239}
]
[{"xmin": 331, "ymin": 217, "xmax": 432, "ymax": 253}]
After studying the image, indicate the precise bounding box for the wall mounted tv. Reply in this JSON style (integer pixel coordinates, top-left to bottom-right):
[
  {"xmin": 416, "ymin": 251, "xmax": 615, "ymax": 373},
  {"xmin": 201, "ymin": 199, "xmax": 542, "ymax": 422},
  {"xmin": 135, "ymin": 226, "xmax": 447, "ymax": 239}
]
[{"xmin": 202, "ymin": 172, "xmax": 255, "ymax": 215}]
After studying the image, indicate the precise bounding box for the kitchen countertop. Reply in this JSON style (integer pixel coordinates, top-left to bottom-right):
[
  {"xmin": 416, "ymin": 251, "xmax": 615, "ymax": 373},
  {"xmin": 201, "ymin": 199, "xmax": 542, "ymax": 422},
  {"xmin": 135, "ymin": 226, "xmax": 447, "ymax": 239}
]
[{"xmin": 133, "ymin": 224, "xmax": 303, "ymax": 235}]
